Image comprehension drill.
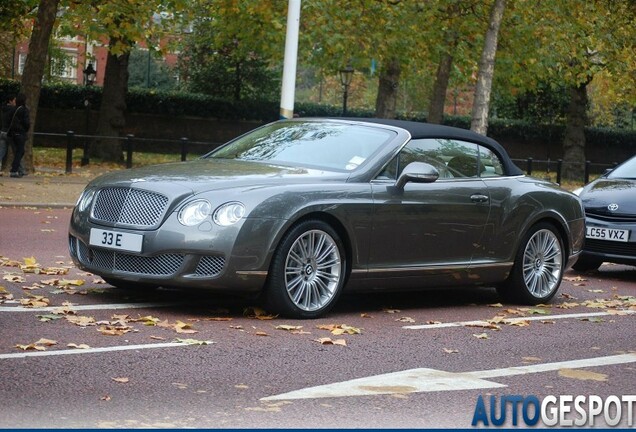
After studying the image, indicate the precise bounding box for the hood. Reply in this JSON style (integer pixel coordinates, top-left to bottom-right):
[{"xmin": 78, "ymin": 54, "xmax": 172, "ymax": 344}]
[
  {"xmin": 580, "ymin": 178, "xmax": 636, "ymax": 217},
  {"xmin": 87, "ymin": 159, "xmax": 349, "ymax": 195}
]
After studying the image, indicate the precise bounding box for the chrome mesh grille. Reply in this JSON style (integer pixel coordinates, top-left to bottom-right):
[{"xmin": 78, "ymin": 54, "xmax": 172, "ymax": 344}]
[
  {"xmin": 195, "ymin": 256, "xmax": 226, "ymax": 276},
  {"xmin": 92, "ymin": 187, "xmax": 168, "ymax": 227},
  {"xmin": 74, "ymin": 237, "xmax": 183, "ymax": 276}
]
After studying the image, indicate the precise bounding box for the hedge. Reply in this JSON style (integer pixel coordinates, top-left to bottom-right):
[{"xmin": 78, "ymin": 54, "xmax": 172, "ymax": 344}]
[{"xmin": 1, "ymin": 78, "xmax": 634, "ymax": 149}]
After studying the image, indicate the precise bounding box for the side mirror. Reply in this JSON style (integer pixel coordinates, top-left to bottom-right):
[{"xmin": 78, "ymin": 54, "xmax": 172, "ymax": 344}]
[{"xmin": 395, "ymin": 162, "xmax": 439, "ymax": 189}]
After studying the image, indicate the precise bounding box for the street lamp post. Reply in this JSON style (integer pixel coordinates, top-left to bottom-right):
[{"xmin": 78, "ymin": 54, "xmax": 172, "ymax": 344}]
[
  {"xmin": 82, "ymin": 63, "xmax": 97, "ymax": 166},
  {"xmin": 339, "ymin": 64, "xmax": 354, "ymax": 116}
]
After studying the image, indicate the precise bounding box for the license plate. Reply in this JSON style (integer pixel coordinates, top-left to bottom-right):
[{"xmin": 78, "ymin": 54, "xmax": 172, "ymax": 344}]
[
  {"xmin": 586, "ymin": 227, "xmax": 630, "ymax": 243},
  {"xmin": 89, "ymin": 228, "xmax": 143, "ymax": 252}
]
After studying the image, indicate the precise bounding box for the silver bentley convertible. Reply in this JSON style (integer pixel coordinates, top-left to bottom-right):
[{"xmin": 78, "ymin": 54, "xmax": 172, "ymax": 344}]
[{"xmin": 69, "ymin": 118, "xmax": 585, "ymax": 318}]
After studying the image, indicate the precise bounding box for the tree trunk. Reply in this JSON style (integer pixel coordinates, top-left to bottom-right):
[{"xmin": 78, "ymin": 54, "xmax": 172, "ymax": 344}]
[
  {"xmin": 562, "ymin": 83, "xmax": 588, "ymax": 182},
  {"xmin": 428, "ymin": 30, "xmax": 459, "ymax": 125},
  {"xmin": 93, "ymin": 38, "xmax": 130, "ymax": 162},
  {"xmin": 19, "ymin": 0, "xmax": 60, "ymax": 173},
  {"xmin": 374, "ymin": 57, "xmax": 401, "ymax": 119},
  {"xmin": 470, "ymin": 0, "xmax": 506, "ymax": 135}
]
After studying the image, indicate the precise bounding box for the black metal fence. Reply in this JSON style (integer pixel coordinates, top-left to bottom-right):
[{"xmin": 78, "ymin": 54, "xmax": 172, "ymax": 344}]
[
  {"xmin": 33, "ymin": 131, "xmax": 222, "ymax": 174},
  {"xmin": 34, "ymin": 131, "xmax": 620, "ymax": 184},
  {"xmin": 510, "ymin": 157, "xmax": 619, "ymax": 184}
]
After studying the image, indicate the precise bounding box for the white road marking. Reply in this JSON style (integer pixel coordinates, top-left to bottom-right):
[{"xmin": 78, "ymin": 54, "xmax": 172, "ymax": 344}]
[
  {"xmin": 0, "ymin": 302, "xmax": 179, "ymax": 312},
  {"xmin": 262, "ymin": 353, "xmax": 636, "ymax": 401},
  {"xmin": 0, "ymin": 342, "xmax": 195, "ymax": 360},
  {"xmin": 403, "ymin": 310, "xmax": 636, "ymax": 330}
]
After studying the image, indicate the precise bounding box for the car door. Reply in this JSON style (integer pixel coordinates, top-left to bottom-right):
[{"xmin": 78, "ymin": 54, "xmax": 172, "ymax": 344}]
[{"xmin": 367, "ymin": 138, "xmax": 491, "ymax": 281}]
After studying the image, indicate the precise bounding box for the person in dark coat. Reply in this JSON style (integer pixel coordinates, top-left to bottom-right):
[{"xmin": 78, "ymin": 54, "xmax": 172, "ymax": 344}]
[
  {"xmin": 0, "ymin": 94, "xmax": 16, "ymax": 174},
  {"xmin": 7, "ymin": 93, "xmax": 30, "ymax": 178}
]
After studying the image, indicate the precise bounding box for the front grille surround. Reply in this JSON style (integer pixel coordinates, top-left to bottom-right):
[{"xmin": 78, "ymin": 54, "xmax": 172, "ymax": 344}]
[{"xmin": 91, "ymin": 187, "xmax": 169, "ymax": 228}]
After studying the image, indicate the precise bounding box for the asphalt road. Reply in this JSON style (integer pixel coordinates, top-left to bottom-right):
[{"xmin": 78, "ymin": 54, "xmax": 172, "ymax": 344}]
[{"xmin": 1, "ymin": 207, "xmax": 634, "ymax": 428}]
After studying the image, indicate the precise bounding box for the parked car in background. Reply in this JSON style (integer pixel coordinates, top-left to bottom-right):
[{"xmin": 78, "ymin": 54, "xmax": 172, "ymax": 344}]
[
  {"xmin": 572, "ymin": 155, "xmax": 636, "ymax": 271},
  {"xmin": 68, "ymin": 118, "xmax": 585, "ymax": 318}
]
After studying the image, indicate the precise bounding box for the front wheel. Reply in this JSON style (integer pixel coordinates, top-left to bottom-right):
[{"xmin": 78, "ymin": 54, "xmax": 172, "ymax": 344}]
[
  {"xmin": 497, "ymin": 222, "xmax": 564, "ymax": 304},
  {"xmin": 264, "ymin": 220, "xmax": 346, "ymax": 319}
]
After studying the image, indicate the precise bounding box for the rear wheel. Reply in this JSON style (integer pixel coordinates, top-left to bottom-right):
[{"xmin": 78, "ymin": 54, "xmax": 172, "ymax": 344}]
[
  {"xmin": 265, "ymin": 220, "xmax": 346, "ymax": 319},
  {"xmin": 572, "ymin": 256, "xmax": 602, "ymax": 272},
  {"xmin": 497, "ymin": 222, "xmax": 564, "ymax": 304}
]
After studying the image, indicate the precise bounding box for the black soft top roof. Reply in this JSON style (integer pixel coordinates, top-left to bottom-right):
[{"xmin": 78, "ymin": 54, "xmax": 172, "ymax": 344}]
[{"xmin": 339, "ymin": 117, "xmax": 523, "ymax": 176}]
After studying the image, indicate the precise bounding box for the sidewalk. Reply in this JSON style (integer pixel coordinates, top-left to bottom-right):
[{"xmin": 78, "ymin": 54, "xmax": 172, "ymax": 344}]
[{"xmin": 0, "ymin": 166, "xmax": 113, "ymax": 208}]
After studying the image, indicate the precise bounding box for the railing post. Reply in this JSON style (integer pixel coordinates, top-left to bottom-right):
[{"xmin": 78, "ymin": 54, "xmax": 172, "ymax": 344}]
[
  {"xmin": 526, "ymin": 157, "xmax": 533, "ymax": 175},
  {"xmin": 180, "ymin": 137, "xmax": 189, "ymax": 162},
  {"xmin": 65, "ymin": 130, "xmax": 74, "ymax": 174},
  {"xmin": 584, "ymin": 160, "xmax": 591, "ymax": 184},
  {"xmin": 556, "ymin": 159, "xmax": 563, "ymax": 185},
  {"xmin": 126, "ymin": 134, "xmax": 134, "ymax": 169}
]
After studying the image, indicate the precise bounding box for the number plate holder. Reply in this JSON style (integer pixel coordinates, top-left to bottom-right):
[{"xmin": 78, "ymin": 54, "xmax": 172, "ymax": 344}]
[
  {"xmin": 585, "ymin": 227, "xmax": 630, "ymax": 243},
  {"xmin": 89, "ymin": 228, "xmax": 143, "ymax": 252}
]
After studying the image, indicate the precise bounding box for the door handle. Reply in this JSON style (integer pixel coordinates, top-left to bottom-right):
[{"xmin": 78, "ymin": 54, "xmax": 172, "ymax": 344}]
[{"xmin": 470, "ymin": 194, "xmax": 489, "ymax": 203}]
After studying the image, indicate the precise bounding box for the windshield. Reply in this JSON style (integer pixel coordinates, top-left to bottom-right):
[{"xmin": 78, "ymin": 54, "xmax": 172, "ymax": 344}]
[
  {"xmin": 206, "ymin": 121, "xmax": 396, "ymax": 172},
  {"xmin": 608, "ymin": 155, "xmax": 636, "ymax": 179}
]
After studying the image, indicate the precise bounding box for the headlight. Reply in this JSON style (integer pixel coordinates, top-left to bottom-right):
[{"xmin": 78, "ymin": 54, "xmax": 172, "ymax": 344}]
[
  {"xmin": 178, "ymin": 199, "xmax": 212, "ymax": 226},
  {"xmin": 76, "ymin": 189, "xmax": 95, "ymax": 212},
  {"xmin": 213, "ymin": 202, "xmax": 245, "ymax": 226}
]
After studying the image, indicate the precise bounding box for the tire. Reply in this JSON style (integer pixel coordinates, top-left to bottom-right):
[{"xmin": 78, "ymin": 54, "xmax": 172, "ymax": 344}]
[
  {"xmin": 497, "ymin": 222, "xmax": 564, "ymax": 304},
  {"xmin": 571, "ymin": 256, "xmax": 602, "ymax": 272},
  {"xmin": 264, "ymin": 220, "xmax": 346, "ymax": 319},
  {"xmin": 103, "ymin": 277, "xmax": 159, "ymax": 291}
]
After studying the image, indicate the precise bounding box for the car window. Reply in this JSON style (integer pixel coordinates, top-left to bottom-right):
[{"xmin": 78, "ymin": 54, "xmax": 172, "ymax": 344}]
[
  {"xmin": 376, "ymin": 138, "xmax": 505, "ymax": 180},
  {"xmin": 478, "ymin": 146, "xmax": 505, "ymax": 177},
  {"xmin": 207, "ymin": 121, "xmax": 396, "ymax": 172}
]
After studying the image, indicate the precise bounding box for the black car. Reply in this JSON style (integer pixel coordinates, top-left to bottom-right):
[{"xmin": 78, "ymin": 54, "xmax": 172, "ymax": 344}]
[{"xmin": 573, "ymin": 154, "xmax": 636, "ymax": 271}]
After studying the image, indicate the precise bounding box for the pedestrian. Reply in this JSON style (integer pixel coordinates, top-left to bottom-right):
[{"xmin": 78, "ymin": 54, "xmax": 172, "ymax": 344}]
[
  {"xmin": 7, "ymin": 92, "xmax": 30, "ymax": 178},
  {"xmin": 0, "ymin": 94, "xmax": 16, "ymax": 175}
]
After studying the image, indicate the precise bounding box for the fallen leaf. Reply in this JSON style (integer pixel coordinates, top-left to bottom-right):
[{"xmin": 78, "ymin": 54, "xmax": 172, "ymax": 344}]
[
  {"xmin": 243, "ymin": 307, "xmax": 278, "ymax": 320},
  {"xmin": 19, "ymin": 295, "xmax": 50, "ymax": 308},
  {"xmin": 111, "ymin": 377, "xmax": 129, "ymax": 383},
  {"xmin": 396, "ymin": 317, "xmax": 415, "ymax": 323},
  {"xmin": 465, "ymin": 321, "xmax": 501, "ymax": 330},
  {"xmin": 315, "ymin": 337, "xmax": 347, "ymax": 346},
  {"xmin": 174, "ymin": 320, "xmax": 197, "ymax": 334},
  {"xmin": 443, "ymin": 348, "xmax": 459, "ymax": 354},
  {"xmin": 34, "ymin": 338, "xmax": 57, "ymax": 346},
  {"xmin": 255, "ymin": 331, "xmax": 268, "ymax": 336},
  {"xmin": 100, "ymin": 395, "xmax": 111, "ymax": 401},
  {"xmin": 587, "ymin": 289, "xmax": 604, "ymax": 293},
  {"xmin": 4, "ymin": 274, "xmax": 26, "ymax": 283},
  {"xmin": 360, "ymin": 313, "xmax": 373, "ymax": 318},
  {"xmin": 558, "ymin": 368, "xmax": 607, "ymax": 382},
  {"xmin": 205, "ymin": 317, "xmax": 233, "ymax": 321},
  {"xmin": 522, "ymin": 356, "xmax": 542, "ymax": 362},
  {"xmin": 15, "ymin": 343, "xmax": 46, "ymax": 351},
  {"xmin": 382, "ymin": 308, "xmax": 401, "ymax": 314},
  {"xmin": 528, "ymin": 308, "xmax": 549, "ymax": 315},
  {"xmin": 275, "ymin": 324, "xmax": 303, "ymax": 332},
  {"xmin": 317, "ymin": 324, "xmax": 362, "ymax": 335},
  {"xmin": 488, "ymin": 303, "xmax": 503, "ymax": 308},
  {"xmin": 508, "ymin": 320, "xmax": 530, "ymax": 327},
  {"xmin": 98, "ymin": 325, "xmax": 131, "ymax": 336},
  {"xmin": 67, "ymin": 343, "xmax": 90, "ymax": 349},
  {"xmin": 37, "ymin": 314, "xmax": 64, "ymax": 322},
  {"xmin": 473, "ymin": 333, "xmax": 489, "ymax": 340},
  {"xmin": 174, "ymin": 338, "xmax": 214, "ymax": 345}
]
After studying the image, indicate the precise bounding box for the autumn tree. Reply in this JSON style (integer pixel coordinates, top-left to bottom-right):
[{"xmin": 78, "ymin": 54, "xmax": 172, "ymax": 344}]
[
  {"xmin": 60, "ymin": 0, "xmax": 190, "ymax": 162},
  {"xmin": 496, "ymin": 0, "xmax": 636, "ymax": 180}
]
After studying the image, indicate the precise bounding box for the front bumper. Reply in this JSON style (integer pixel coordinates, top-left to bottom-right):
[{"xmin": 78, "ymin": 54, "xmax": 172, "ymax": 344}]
[
  {"xmin": 580, "ymin": 216, "xmax": 636, "ymax": 266},
  {"xmin": 68, "ymin": 209, "xmax": 286, "ymax": 292}
]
